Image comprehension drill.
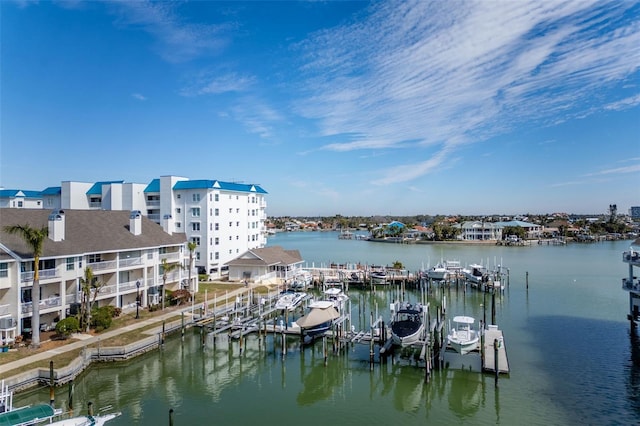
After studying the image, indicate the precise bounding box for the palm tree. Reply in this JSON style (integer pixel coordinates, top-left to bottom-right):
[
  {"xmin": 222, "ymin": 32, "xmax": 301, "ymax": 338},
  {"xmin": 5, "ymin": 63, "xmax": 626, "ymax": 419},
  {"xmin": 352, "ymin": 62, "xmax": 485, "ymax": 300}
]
[
  {"xmin": 160, "ymin": 258, "xmax": 181, "ymax": 310},
  {"xmin": 79, "ymin": 267, "xmax": 102, "ymax": 332},
  {"xmin": 4, "ymin": 224, "xmax": 48, "ymax": 348},
  {"xmin": 187, "ymin": 242, "xmax": 197, "ymax": 292}
]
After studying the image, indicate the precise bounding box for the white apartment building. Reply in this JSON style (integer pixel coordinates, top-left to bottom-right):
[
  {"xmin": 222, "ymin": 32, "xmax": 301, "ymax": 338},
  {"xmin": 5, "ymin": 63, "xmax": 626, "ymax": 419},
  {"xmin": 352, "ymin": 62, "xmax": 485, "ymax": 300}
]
[
  {"xmin": 1, "ymin": 175, "xmax": 268, "ymax": 280},
  {"xmin": 0, "ymin": 209, "xmax": 190, "ymax": 343}
]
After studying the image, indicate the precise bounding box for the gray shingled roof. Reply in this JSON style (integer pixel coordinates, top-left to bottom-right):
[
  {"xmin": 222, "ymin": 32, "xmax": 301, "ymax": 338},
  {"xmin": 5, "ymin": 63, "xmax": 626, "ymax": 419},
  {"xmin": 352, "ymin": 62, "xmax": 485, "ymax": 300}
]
[
  {"xmin": 0, "ymin": 209, "xmax": 186, "ymax": 260},
  {"xmin": 226, "ymin": 246, "xmax": 303, "ymax": 267}
]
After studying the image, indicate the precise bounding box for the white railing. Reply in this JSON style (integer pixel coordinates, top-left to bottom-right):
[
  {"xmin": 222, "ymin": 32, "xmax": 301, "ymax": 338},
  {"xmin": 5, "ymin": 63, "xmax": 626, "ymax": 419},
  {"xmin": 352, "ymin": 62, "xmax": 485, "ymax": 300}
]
[
  {"xmin": 119, "ymin": 257, "xmax": 143, "ymax": 268},
  {"xmin": 146, "ymin": 200, "xmax": 160, "ymax": 206},
  {"xmin": 93, "ymin": 283, "xmax": 117, "ymax": 296},
  {"xmin": 148, "ymin": 214, "xmax": 160, "ymax": 222},
  {"xmin": 20, "ymin": 268, "xmax": 58, "ymax": 283},
  {"xmin": 87, "ymin": 259, "xmax": 117, "ymax": 271},
  {"xmin": 21, "ymin": 296, "xmax": 62, "ymax": 313},
  {"xmin": 160, "ymin": 252, "xmax": 181, "ymax": 262},
  {"xmin": 119, "ymin": 280, "xmax": 139, "ymax": 292}
]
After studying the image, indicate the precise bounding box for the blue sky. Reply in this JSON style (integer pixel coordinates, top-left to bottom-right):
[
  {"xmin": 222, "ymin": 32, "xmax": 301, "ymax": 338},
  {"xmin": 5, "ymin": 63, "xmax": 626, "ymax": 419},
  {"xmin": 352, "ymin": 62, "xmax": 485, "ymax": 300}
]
[{"xmin": 1, "ymin": 1, "xmax": 639, "ymax": 217}]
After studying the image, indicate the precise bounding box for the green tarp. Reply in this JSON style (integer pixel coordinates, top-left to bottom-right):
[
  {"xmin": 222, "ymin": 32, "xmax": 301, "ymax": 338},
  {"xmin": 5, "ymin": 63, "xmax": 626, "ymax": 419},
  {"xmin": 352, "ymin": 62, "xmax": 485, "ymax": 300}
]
[{"xmin": 0, "ymin": 404, "xmax": 55, "ymax": 426}]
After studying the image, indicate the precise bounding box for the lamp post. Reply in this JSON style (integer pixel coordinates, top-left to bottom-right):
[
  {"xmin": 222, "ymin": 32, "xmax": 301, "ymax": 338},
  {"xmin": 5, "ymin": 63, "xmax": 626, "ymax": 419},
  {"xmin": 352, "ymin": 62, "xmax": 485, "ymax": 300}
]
[{"xmin": 136, "ymin": 280, "xmax": 141, "ymax": 319}]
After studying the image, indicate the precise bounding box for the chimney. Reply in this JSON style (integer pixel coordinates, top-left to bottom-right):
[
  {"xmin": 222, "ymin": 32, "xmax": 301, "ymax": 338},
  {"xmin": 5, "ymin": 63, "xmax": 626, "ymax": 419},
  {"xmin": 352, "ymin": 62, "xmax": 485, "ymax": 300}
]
[
  {"xmin": 162, "ymin": 214, "xmax": 174, "ymax": 235},
  {"xmin": 48, "ymin": 209, "xmax": 65, "ymax": 242},
  {"xmin": 129, "ymin": 210, "xmax": 142, "ymax": 236}
]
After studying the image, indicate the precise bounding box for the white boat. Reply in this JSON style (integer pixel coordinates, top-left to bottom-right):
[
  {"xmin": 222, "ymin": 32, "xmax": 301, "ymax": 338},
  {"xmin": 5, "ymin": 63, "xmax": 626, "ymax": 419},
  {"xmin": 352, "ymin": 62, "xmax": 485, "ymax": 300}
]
[
  {"xmin": 447, "ymin": 316, "xmax": 480, "ymax": 355},
  {"xmin": 290, "ymin": 270, "xmax": 313, "ymax": 290},
  {"xmin": 46, "ymin": 411, "xmax": 121, "ymax": 426},
  {"xmin": 390, "ymin": 302, "xmax": 425, "ymax": 346},
  {"xmin": 295, "ymin": 287, "xmax": 348, "ymax": 337},
  {"xmin": 427, "ymin": 262, "xmax": 449, "ymax": 281},
  {"xmin": 274, "ymin": 290, "xmax": 307, "ymax": 311},
  {"xmin": 462, "ymin": 264, "xmax": 487, "ymax": 285}
]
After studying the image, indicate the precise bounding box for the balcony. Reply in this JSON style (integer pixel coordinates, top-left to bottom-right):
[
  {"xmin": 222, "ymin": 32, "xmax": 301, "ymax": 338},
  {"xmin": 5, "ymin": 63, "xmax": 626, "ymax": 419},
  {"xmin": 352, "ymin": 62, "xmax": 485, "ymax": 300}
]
[
  {"xmin": 21, "ymin": 296, "xmax": 62, "ymax": 314},
  {"xmin": 119, "ymin": 256, "xmax": 143, "ymax": 268},
  {"xmin": 148, "ymin": 214, "xmax": 161, "ymax": 222},
  {"xmin": 146, "ymin": 199, "xmax": 160, "ymax": 206},
  {"xmin": 623, "ymin": 251, "xmax": 640, "ymax": 266},
  {"xmin": 160, "ymin": 252, "xmax": 181, "ymax": 262},
  {"xmin": 87, "ymin": 259, "xmax": 117, "ymax": 272},
  {"xmin": 20, "ymin": 268, "xmax": 58, "ymax": 283},
  {"xmin": 622, "ymin": 277, "xmax": 640, "ymax": 292},
  {"xmin": 119, "ymin": 280, "xmax": 140, "ymax": 292}
]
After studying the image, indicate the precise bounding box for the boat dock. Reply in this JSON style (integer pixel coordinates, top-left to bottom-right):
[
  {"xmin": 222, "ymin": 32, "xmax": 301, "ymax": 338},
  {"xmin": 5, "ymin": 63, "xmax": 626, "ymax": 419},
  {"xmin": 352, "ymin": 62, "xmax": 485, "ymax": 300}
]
[{"xmin": 482, "ymin": 326, "xmax": 510, "ymax": 374}]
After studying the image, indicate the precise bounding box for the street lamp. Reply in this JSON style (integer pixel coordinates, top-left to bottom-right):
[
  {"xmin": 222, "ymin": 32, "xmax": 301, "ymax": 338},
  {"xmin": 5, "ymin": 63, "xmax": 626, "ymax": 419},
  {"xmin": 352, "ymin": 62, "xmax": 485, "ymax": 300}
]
[{"xmin": 136, "ymin": 280, "xmax": 141, "ymax": 319}]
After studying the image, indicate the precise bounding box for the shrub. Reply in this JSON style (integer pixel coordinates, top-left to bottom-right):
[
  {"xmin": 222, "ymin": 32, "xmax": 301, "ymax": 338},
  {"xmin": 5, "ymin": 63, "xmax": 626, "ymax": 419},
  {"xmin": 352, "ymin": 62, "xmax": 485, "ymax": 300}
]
[
  {"xmin": 55, "ymin": 317, "xmax": 80, "ymax": 339},
  {"xmin": 170, "ymin": 289, "xmax": 191, "ymax": 305},
  {"xmin": 91, "ymin": 306, "xmax": 113, "ymax": 331}
]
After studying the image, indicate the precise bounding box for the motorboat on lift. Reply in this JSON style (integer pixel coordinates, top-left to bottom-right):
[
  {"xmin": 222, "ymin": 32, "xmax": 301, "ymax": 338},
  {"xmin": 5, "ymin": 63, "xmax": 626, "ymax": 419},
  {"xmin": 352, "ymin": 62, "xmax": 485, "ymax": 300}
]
[
  {"xmin": 274, "ymin": 290, "xmax": 307, "ymax": 311},
  {"xmin": 295, "ymin": 287, "xmax": 348, "ymax": 337},
  {"xmin": 447, "ymin": 316, "xmax": 480, "ymax": 354},
  {"xmin": 390, "ymin": 301, "xmax": 425, "ymax": 346}
]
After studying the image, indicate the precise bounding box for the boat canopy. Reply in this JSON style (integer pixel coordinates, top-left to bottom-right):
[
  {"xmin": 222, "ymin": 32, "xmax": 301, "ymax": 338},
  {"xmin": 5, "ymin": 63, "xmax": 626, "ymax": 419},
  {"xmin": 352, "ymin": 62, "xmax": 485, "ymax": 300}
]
[
  {"xmin": 452, "ymin": 316, "xmax": 475, "ymax": 324},
  {"xmin": 296, "ymin": 307, "xmax": 339, "ymax": 328},
  {"xmin": 0, "ymin": 404, "xmax": 56, "ymax": 426}
]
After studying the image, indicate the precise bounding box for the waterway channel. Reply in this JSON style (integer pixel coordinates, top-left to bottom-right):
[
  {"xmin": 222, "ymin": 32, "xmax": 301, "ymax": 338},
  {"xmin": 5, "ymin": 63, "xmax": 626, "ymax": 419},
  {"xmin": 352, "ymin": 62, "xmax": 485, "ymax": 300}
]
[{"xmin": 14, "ymin": 233, "xmax": 640, "ymax": 425}]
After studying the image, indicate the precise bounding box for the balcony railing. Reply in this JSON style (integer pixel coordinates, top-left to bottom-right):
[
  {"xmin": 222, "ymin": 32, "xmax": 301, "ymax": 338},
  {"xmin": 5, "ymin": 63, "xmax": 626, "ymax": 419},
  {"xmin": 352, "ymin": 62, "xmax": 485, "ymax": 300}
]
[
  {"xmin": 20, "ymin": 268, "xmax": 58, "ymax": 283},
  {"xmin": 119, "ymin": 280, "xmax": 139, "ymax": 292},
  {"xmin": 148, "ymin": 214, "xmax": 161, "ymax": 222},
  {"xmin": 146, "ymin": 200, "xmax": 160, "ymax": 206},
  {"xmin": 119, "ymin": 257, "xmax": 143, "ymax": 268},
  {"xmin": 87, "ymin": 259, "xmax": 117, "ymax": 271},
  {"xmin": 21, "ymin": 296, "xmax": 62, "ymax": 313},
  {"xmin": 160, "ymin": 252, "xmax": 181, "ymax": 262}
]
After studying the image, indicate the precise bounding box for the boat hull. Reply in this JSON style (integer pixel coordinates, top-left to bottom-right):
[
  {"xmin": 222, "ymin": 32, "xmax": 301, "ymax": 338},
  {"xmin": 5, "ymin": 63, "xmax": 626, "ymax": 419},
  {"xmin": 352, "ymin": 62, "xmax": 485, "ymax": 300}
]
[{"xmin": 391, "ymin": 321, "xmax": 424, "ymax": 346}]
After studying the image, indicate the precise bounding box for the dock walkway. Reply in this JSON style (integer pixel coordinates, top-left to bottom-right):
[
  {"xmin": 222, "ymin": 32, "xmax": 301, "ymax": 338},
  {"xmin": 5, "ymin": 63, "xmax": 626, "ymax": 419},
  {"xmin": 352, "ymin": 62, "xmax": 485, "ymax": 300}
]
[{"xmin": 482, "ymin": 328, "xmax": 510, "ymax": 373}]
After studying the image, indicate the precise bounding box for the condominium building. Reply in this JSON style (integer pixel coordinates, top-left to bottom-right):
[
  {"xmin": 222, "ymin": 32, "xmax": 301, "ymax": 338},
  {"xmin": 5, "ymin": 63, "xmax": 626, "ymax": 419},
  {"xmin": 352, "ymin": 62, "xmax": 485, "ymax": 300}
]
[
  {"xmin": 0, "ymin": 175, "xmax": 268, "ymax": 279},
  {"xmin": 0, "ymin": 209, "xmax": 190, "ymax": 342}
]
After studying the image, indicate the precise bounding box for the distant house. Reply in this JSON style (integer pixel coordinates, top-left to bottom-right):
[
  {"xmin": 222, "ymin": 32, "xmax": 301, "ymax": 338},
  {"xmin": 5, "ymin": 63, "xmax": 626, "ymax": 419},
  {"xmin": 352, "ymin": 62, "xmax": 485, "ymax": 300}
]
[
  {"xmin": 226, "ymin": 246, "xmax": 304, "ymax": 283},
  {"xmin": 495, "ymin": 220, "xmax": 542, "ymax": 239},
  {"xmin": 457, "ymin": 221, "xmax": 502, "ymax": 241}
]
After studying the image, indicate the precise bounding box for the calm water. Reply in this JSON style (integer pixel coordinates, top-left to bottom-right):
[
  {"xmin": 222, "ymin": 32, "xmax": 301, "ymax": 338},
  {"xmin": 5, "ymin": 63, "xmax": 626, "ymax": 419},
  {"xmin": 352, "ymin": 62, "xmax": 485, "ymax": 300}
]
[{"xmin": 15, "ymin": 232, "xmax": 640, "ymax": 425}]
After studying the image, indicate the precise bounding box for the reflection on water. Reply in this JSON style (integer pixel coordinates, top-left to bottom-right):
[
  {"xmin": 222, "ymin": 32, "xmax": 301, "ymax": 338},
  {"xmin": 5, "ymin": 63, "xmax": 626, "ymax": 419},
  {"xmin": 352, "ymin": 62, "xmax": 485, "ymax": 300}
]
[{"xmin": 12, "ymin": 238, "xmax": 640, "ymax": 424}]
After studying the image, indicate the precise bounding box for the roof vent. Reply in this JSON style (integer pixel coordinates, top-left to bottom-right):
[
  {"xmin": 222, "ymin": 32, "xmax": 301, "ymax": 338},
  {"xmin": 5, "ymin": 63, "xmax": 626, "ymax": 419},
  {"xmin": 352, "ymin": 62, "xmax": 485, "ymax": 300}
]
[
  {"xmin": 48, "ymin": 209, "xmax": 65, "ymax": 241},
  {"xmin": 130, "ymin": 210, "xmax": 142, "ymax": 236}
]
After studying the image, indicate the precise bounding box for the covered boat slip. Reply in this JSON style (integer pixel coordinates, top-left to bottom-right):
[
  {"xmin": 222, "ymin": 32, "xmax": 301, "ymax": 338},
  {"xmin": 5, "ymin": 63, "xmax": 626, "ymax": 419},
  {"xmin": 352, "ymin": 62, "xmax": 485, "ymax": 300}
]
[{"xmin": 0, "ymin": 404, "xmax": 56, "ymax": 426}]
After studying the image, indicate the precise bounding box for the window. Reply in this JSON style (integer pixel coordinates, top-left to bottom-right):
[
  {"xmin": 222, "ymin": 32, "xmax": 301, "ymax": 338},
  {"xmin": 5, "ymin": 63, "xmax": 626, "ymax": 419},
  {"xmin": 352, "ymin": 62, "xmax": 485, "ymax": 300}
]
[
  {"xmin": 196, "ymin": 252, "xmax": 201, "ymax": 261},
  {"xmin": 192, "ymin": 207, "xmax": 200, "ymax": 217},
  {"xmin": 215, "ymin": 194, "xmax": 219, "ymax": 202},
  {"xmin": 215, "ymin": 223, "xmax": 219, "ymax": 231},
  {"xmin": 193, "ymin": 193, "xmax": 200, "ymax": 202},
  {"xmin": 215, "ymin": 252, "xmax": 219, "ymax": 260},
  {"xmin": 66, "ymin": 257, "xmax": 75, "ymax": 271},
  {"xmin": 191, "ymin": 237, "xmax": 200, "ymax": 246},
  {"xmin": 17, "ymin": 201, "xmax": 23, "ymax": 207},
  {"xmin": 87, "ymin": 254, "xmax": 102, "ymax": 263},
  {"xmin": 229, "ymin": 222, "xmax": 233, "ymax": 227},
  {"xmin": 176, "ymin": 207, "xmax": 181, "ymax": 214},
  {"xmin": 177, "ymin": 194, "xmax": 181, "ymax": 199},
  {"xmin": 236, "ymin": 221, "xmax": 239, "ymax": 226},
  {"xmin": 215, "ymin": 208, "xmax": 219, "ymax": 216},
  {"xmin": 215, "ymin": 237, "xmax": 219, "ymax": 245},
  {"xmin": 229, "ymin": 236, "xmax": 232, "ymax": 240},
  {"xmin": 192, "ymin": 222, "xmax": 200, "ymax": 231},
  {"xmin": 0, "ymin": 263, "xmax": 7, "ymax": 278},
  {"xmin": 229, "ymin": 208, "xmax": 232, "ymax": 213},
  {"xmin": 236, "ymin": 208, "xmax": 240, "ymax": 213},
  {"xmin": 176, "ymin": 222, "xmax": 181, "ymax": 228}
]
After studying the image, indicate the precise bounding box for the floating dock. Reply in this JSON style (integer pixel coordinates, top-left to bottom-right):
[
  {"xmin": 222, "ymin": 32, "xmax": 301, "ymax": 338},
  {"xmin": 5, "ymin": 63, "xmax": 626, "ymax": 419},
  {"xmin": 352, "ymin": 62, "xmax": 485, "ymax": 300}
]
[{"xmin": 482, "ymin": 326, "xmax": 510, "ymax": 374}]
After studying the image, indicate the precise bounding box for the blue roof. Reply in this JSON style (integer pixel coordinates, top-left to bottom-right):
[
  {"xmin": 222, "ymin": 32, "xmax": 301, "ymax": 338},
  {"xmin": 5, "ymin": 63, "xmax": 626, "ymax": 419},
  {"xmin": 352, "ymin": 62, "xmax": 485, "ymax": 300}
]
[
  {"xmin": 173, "ymin": 179, "xmax": 267, "ymax": 194},
  {"xmin": 495, "ymin": 220, "xmax": 538, "ymax": 228},
  {"xmin": 0, "ymin": 189, "xmax": 42, "ymax": 199},
  {"xmin": 86, "ymin": 181, "xmax": 124, "ymax": 195},
  {"xmin": 41, "ymin": 186, "xmax": 61, "ymax": 195},
  {"xmin": 144, "ymin": 179, "xmax": 160, "ymax": 193}
]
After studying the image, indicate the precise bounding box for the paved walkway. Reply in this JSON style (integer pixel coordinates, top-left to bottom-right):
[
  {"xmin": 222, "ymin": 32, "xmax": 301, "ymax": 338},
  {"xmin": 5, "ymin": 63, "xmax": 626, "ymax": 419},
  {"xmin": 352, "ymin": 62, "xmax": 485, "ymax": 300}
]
[{"xmin": 0, "ymin": 285, "xmax": 255, "ymax": 376}]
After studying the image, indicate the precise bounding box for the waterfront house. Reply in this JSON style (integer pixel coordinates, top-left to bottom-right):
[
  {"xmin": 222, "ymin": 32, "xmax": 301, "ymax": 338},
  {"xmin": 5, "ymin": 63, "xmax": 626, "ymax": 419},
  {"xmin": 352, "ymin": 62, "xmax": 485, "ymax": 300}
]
[
  {"xmin": 0, "ymin": 209, "xmax": 189, "ymax": 342},
  {"xmin": 226, "ymin": 246, "xmax": 304, "ymax": 283},
  {"xmin": 622, "ymin": 238, "xmax": 640, "ymax": 326},
  {"xmin": 456, "ymin": 221, "xmax": 502, "ymax": 241}
]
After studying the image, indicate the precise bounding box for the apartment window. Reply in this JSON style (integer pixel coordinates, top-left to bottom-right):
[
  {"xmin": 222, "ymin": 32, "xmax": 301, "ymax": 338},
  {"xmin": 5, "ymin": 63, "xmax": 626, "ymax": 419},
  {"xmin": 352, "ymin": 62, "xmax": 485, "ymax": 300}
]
[
  {"xmin": 229, "ymin": 250, "xmax": 232, "ymax": 254},
  {"xmin": 215, "ymin": 223, "xmax": 219, "ymax": 231},
  {"xmin": 215, "ymin": 237, "xmax": 219, "ymax": 245},
  {"xmin": 236, "ymin": 208, "xmax": 240, "ymax": 213},
  {"xmin": 191, "ymin": 237, "xmax": 200, "ymax": 246},
  {"xmin": 209, "ymin": 208, "xmax": 212, "ymax": 216},
  {"xmin": 209, "ymin": 194, "xmax": 212, "ymax": 201},
  {"xmin": 236, "ymin": 221, "xmax": 239, "ymax": 226},
  {"xmin": 192, "ymin": 207, "xmax": 200, "ymax": 217},
  {"xmin": 215, "ymin": 252, "xmax": 219, "ymax": 260},
  {"xmin": 0, "ymin": 263, "xmax": 7, "ymax": 278},
  {"xmin": 229, "ymin": 222, "xmax": 233, "ymax": 227},
  {"xmin": 229, "ymin": 236, "xmax": 232, "ymax": 240},
  {"xmin": 177, "ymin": 194, "xmax": 181, "ymax": 199},
  {"xmin": 196, "ymin": 252, "xmax": 201, "ymax": 261},
  {"xmin": 229, "ymin": 208, "xmax": 232, "ymax": 213},
  {"xmin": 193, "ymin": 193, "xmax": 200, "ymax": 202},
  {"xmin": 215, "ymin": 194, "xmax": 219, "ymax": 202},
  {"xmin": 215, "ymin": 208, "xmax": 219, "ymax": 216},
  {"xmin": 87, "ymin": 254, "xmax": 102, "ymax": 263},
  {"xmin": 17, "ymin": 201, "xmax": 23, "ymax": 207},
  {"xmin": 66, "ymin": 257, "xmax": 75, "ymax": 271},
  {"xmin": 192, "ymin": 222, "xmax": 200, "ymax": 231},
  {"xmin": 236, "ymin": 235, "xmax": 239, "ymax": 240},
  {"xmin": 176, "ymin": 207, "xmax": 181, "ymax": 214},
  {"xmin": 176, "ymin": 222, "xmax": 181, "ymax": 228}
]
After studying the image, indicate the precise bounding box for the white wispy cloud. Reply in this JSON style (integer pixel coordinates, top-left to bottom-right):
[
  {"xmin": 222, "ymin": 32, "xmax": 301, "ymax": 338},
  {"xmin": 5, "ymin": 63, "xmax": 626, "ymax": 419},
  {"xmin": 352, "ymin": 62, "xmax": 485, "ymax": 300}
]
[
  {"xmin": 230, "ymin": 99, "xmax": 284, "ymax": 139},
  {"xmin": 180, "ymin": 71, "xmax": 256, "ymax": 96},
  {"xmin": 584, "ymin": 164, "xmax": 640, "ymax": 177},
  {"xmin": 293, "ymin": 0, "xmax": 640, "ymax": 184},
  {"xmin": 132, "ymin": 93, "xmax": 147, "ymax": 101},
  {"xmin": 109, "ymin": 0, "xmax": 233, "ymax": 63}
]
